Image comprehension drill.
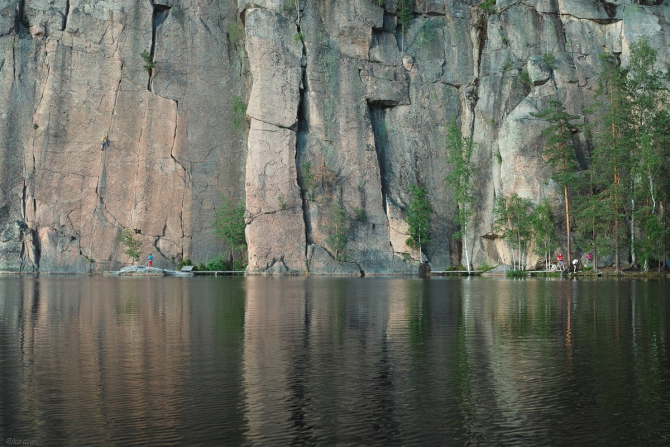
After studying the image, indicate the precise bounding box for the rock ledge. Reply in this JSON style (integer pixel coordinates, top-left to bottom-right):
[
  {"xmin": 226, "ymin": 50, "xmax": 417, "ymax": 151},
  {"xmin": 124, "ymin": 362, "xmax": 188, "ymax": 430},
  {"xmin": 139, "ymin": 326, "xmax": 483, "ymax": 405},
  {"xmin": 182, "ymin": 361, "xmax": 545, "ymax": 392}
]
[{"xmin": 106, "ymin": 266, "xmax": 194, "ymax": 277}]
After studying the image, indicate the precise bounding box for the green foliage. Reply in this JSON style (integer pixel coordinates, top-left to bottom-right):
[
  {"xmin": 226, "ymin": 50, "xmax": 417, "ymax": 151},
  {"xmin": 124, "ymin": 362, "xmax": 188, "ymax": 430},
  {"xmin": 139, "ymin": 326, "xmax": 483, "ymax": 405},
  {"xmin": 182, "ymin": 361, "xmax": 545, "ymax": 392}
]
[
  {"xmin": 502, "ymin": 57, "xmax": 513, "ymax": 72},
  {"xmin": 479, "ymin": 261, "xmax": 493, "ymax": 272},
  {"xmin": 140, "ymin": 50, "xmax": 155, "ymax": 72},
  {"xmin": 213, "ymin": 196, "xmax": 247, "ymax": 265},
  {"xmin": 117, "ymin": 228, "xmax": 142, "ymax": 264},
  {"xmin": 586, "ymin": 37, "xmax": 670, "ymax": 271},
  {"xmin": 354, "ymin": 207, "xmax": 367, "ymax": 222},
  {"xmin": 233, "ymin": 257, "xmax": 247, "ymax": 271},
  {"xmin": 501, "ymin": 35, "xmax": 509, "ymax": 45},
  {"xmin": 20, "ymin": 17, "xmax": 29, "ymax": 28},
  {"xmin": 300, "ymin": 161, "xmax": 316, "ymax": 200},
  {"xmin": 506, "ymin": 269, "xmax": 526, "ymax": 278},
  {"xmin": 531, "ymin": 199, "xmax": 559, "ymax": 270},
  {"xmin": 520, "ymin": 69, "xmax": 532, "ymax": 89},
  {"xmin": 445, "ymin": 120, "xmax": 476, "ymax": 270},
  {"xmin": 230, "ymin": 95, "xmax": 246, "ymax": 131},
  {"xmin": 178, "ymin": 259, "xmax": 192, "ymax": 270},
  {"xmin": 531, "ymin": 99, "xmax": 582, "ymax": 261},
  {"xmin": 406, "ymin": 184, "xmax": 433, "ymax": 251},
  {"xmin": 479, "ymin": 0, "xmax": 496, "ymax": 14},
  {"xmin": 543, "ymin": 52, "xmax": 556, "ymax": 69},
  {"xmin": 301, "ymin": 162, "xmax": 315, "ymax": 188},
  {"xmin": 531, "ymin": 99, "xmax": 582, "ymax": 187},
  {"xmin": 493, "ymin": 148, "xmax": 502, "ymax": 164},
  {"xmin": 397, "ymin": 0, "xmax": 412, "ymax": 51},
  {"xmin": 294, "ymin": 32, "xmax": 305, "ymax": 44},
  {"xmin": 328, "ymin": 201, "xmax": 349, "ymax": 261},
  {"xmin": 494, "ymin": 194, "xmax": 533, "ymax": 270},
  {"xmin": 278, "ymin": 193, "xmax": 287, "ymax": 210},
  {"xmin": 205, "ymin": 256, "xmax": 227, "ymax": 271},
  {"xmin": 33, "ymin": 124, "xmax": 38, "ymax": 130},
  {"xmin": 445, "ymin": 121, "xmax": 476, "ymax": 241},
  {"xmin": 226, "ymin": 23, "xmax": 244, "ymax": 44}
]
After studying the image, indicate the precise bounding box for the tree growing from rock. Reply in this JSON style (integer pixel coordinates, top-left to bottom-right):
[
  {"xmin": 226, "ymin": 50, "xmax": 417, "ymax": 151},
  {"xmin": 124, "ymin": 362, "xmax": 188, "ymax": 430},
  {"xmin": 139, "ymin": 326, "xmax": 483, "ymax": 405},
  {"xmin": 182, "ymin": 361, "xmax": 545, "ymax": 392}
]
[
  {"xmin": 406, "ymin": 184, "xmax": 433, "ymax": 263},
  {"xmin": 397, "ymin": 0, "xmax": 412, "ymax": 52},
  {"xmin": 531, "ymin": 99, "xmax": 581, "ymax": 266},
  {"xmin": 118, "ymin": 228, "xmax": 142, "ymax": 264},
  {"xmin": 214, "ymin": 196, "xmax": 247, "ymax": 269},
  {"xmin": 328, "ymin": 200, "xmax": 349, "ymax": 261},
  {"xmin": 445, "ymin": 120, "xmax": 476, "ymax": 272}
]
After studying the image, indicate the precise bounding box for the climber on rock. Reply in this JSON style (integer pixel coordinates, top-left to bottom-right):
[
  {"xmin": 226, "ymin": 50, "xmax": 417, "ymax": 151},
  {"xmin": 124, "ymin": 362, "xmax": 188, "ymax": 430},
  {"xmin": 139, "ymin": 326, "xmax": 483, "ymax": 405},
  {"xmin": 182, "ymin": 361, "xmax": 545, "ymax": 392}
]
[{"xmin": 101, "ymin": 135, "xmax": 108, "ymax": 151}]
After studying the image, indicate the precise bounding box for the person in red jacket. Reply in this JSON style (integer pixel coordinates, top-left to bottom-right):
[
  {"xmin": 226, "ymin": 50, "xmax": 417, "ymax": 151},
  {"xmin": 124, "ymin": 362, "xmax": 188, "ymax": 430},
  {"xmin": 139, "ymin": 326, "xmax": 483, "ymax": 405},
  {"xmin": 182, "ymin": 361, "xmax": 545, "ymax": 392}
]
[{"xmin": 557, "ymin": 252, "xmax": 564, "ymax": 271}]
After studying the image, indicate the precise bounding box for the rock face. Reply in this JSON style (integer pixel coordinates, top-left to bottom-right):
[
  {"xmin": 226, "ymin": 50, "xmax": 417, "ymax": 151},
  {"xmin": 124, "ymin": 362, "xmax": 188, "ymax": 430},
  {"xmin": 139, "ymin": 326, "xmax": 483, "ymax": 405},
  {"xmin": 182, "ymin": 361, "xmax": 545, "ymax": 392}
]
[
  {"xmin": 0, "ymin": 0, "xmax": 669, "ymax": 273},
  {"xmin": 0, "ymin": 0, "xmax": 246, "ymax": 272}
]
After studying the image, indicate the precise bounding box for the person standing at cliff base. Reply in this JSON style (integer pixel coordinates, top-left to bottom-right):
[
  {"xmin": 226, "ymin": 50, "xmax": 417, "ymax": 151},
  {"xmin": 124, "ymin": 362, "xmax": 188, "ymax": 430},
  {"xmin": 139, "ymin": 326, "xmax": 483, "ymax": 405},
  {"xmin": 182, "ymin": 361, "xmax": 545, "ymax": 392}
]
[
  {"xmin": 557, "ymin": 252, "xmax": 564, "ymax": 271},
  {"xmin": 148, "ymin": 253, "xmax": 153, "ymax": 267},
  {"xmin": 101, "ymin": 135, "xmax": 108, "ymax": 151}
]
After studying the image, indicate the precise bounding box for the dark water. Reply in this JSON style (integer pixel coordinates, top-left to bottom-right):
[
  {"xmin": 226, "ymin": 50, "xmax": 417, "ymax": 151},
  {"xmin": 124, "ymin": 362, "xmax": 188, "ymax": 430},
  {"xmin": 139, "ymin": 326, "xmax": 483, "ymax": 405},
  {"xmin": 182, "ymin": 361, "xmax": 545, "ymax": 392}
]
[{"xmin": 0, "ymin": 276, "xmax": 669, "ymax": 446}]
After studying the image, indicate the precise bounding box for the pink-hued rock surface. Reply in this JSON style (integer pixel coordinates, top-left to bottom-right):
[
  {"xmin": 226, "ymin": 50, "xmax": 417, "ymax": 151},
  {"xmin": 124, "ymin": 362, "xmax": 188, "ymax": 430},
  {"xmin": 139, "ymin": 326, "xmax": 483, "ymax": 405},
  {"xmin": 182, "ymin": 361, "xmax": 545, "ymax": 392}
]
[{"xmin": 0, "ymin": 0, "xmax": 667, "ymax": 273}]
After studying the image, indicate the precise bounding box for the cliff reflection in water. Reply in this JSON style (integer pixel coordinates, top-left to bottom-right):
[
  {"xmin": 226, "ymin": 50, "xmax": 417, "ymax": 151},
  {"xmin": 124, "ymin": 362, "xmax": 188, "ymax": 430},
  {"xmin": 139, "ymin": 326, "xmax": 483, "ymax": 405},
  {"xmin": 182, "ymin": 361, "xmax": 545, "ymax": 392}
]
[{"xmin": 0, "ymin": 277, "xmax": 669, "ymax": 446}]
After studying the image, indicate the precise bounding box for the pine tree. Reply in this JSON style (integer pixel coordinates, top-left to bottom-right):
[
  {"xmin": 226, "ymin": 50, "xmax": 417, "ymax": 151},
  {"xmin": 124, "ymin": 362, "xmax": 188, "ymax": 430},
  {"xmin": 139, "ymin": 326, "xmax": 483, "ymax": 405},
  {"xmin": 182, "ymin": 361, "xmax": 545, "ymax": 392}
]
[
  {"xmin": 589, "ymin": 52, "xmax": 629, "ymax": 272},
  {"xmin": 531, "ymin": 99, "xmax": 582, "ymax": 265}
]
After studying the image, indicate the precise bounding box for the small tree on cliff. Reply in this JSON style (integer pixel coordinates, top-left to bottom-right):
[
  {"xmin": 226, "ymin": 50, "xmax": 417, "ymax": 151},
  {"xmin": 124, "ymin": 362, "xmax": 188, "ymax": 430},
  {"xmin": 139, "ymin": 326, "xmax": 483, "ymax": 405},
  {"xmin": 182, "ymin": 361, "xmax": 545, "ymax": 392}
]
[
  {"xmin": 397, "ymin": 0, "xmax": 412, "ymax": 52},
  {"xmin": 118, "ymin": 228, "xmax": 142, "ymax": 264},
  {"xmin": 445, "ymin": 120, "xmax": 476, "ymax": 273},
  {"xmin": 531, "ymin": 99, "xmax": 581, "ymax": 265},
  {"xmin": 406, "ymin": 184, "xmax": 433, "ymax": 263},
  {"xmin": 214, "ymin": 196, "xmax": 247, "ymax": 269},
  {"xmin": 328, "ymin": 200, "xmax": 349, "ymax": 261}
]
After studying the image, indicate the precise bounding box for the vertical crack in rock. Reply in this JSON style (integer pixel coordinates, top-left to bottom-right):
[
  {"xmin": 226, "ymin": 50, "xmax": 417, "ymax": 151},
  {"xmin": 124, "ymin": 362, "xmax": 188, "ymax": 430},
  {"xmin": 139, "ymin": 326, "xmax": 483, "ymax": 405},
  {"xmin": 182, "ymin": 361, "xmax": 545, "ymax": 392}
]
[
  {"xmin": 149, "ymin": 1, "xmax": 171, "ymax": 91},
  {"xmin": 18, "ymin": 0, "xmax": 25, "ymax": 33},
  {"xmin": 295, "ymin": 20, "xmax": 310, "ymax": 260},
  {"xmin": 11, "ymin": 37, "xmax": 16, "ymax": 79},
  {"xmin": 369, "ymin": 107, "xmax": 390, "ymax": 220},
  {"xmin": 63, "ymin": 0, "xmax": 71, "ymax": 31},
  {"xmin": 108, "ymin": 77, "xmax": 122, "ymax": 142},
  {"xmin": 469, "ymin": 5, "xmax": 487, "ymax": 102},
  {"xmin": 169, "ymin": 100, "xmax": 189, "ymax": 184},
  {"xmin": 21, "ymin": 182, "xmax": 27, "ymax": 221},
  {"xmin": 97, "ymin": 77, "xmax": 122, "ymax": 208}
]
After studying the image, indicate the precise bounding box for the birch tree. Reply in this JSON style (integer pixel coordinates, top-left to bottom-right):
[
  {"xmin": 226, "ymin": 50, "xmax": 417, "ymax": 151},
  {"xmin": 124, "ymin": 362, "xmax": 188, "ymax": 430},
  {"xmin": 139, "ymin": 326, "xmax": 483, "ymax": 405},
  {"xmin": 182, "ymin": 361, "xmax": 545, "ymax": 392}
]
[{"xmin": 445, "ymin": 121, "xmax": 476, "ymax": 273}]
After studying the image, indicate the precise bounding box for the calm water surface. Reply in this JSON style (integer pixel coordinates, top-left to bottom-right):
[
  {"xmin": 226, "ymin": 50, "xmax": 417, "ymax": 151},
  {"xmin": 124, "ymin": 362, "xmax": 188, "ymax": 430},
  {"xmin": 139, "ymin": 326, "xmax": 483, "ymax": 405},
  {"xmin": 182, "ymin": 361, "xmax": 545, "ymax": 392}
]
[{"xmin": 0, "ymin": 276, "xmax": 669, "ymax": 446}]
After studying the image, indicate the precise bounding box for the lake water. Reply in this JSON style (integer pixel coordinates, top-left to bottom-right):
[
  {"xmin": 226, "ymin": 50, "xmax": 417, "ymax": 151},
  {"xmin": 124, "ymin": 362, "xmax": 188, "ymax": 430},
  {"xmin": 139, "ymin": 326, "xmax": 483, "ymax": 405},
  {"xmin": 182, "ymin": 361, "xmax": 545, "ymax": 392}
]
[{"xmin": 0, "ymin": 276, "xmax": 669, "ymax": 446}]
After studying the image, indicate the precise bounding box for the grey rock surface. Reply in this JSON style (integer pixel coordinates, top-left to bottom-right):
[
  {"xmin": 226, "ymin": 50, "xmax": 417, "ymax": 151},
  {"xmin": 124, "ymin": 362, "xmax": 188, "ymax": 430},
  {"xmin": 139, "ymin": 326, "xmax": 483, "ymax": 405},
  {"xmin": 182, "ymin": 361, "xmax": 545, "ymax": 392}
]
[{"xmin": 0, "ymin": 0, "xmax": 667, "ymax": 274}]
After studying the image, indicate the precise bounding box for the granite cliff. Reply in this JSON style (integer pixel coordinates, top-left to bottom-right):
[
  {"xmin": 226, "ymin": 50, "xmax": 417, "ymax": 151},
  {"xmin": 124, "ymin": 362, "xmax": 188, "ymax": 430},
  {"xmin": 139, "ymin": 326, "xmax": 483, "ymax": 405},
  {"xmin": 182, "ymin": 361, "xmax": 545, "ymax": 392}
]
[{"xmin": 0, "ymin": 0, "xmax": 667, "ymax": 274}]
